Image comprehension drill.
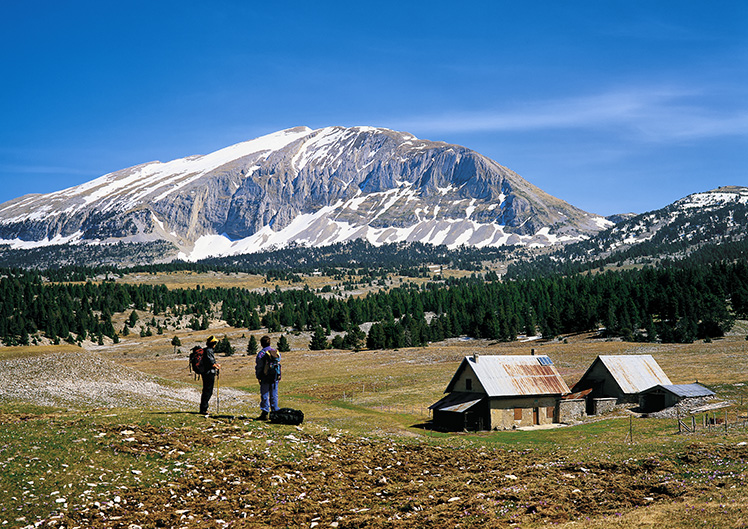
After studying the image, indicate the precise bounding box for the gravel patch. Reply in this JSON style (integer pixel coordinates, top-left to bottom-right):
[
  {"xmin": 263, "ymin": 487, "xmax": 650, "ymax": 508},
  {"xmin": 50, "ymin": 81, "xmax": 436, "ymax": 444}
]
[{"xmin": 0, "ymin": 351, "xmax": 250, "ymax": 412}]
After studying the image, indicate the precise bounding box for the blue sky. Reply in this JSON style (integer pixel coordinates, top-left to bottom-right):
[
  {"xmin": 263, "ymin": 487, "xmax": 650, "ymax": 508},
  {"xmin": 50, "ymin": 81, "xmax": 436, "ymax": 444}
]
[{"xmin": 1, "ymin": 1, "xmax": 745, "ymax": 216}]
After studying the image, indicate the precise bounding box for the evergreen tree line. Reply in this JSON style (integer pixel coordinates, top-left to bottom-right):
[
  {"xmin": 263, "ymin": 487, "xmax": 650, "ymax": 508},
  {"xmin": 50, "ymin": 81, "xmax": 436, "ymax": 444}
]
[
  {"xmin": 1, "ymin": 260, "xmax": 746, "ymax": 347},
  {"xmin": 1, "ymin": 239, "xmax": 513, "ymax": 280}
]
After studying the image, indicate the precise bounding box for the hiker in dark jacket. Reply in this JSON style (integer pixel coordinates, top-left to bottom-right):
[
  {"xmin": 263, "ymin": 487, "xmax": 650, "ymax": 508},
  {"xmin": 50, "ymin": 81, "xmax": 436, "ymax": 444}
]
[
  {"xmin": 255, "ymin": 335, "xmax": 280, "ymax": 420},
  {"xmin": 200, "ymin": 335, "xmax": 221, "ymax": 415}
]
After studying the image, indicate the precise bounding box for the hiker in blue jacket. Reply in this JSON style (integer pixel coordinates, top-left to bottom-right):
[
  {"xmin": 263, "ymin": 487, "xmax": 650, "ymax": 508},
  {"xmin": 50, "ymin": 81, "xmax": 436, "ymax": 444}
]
[
  {"xmin": 255, "ymin": 335, "xmax": 281, "ymax": 420},
  {"xmin": 200, "ymin": 335, "xmax": 221, "ymax": 415}
]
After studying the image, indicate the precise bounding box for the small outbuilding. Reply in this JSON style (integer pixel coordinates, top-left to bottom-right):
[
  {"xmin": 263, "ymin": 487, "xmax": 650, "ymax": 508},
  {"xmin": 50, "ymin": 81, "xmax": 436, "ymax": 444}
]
[
  {"xmin": 430, "ymin": 354, "xmax": 570, "ymax": 431},
  {"xmin": 639, "ymin": 383, "xmax": 715, "ymax": 413},
  {"xmin": 571, "ymin": 355, "xmax": 672, "ymax": 409}
]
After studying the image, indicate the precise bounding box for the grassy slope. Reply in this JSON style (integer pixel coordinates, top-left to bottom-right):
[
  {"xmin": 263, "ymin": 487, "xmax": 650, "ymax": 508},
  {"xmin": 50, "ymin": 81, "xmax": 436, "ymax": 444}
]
[{"xmin": 3, "ymin": 268, "xmax": 748, "ymax": 527}]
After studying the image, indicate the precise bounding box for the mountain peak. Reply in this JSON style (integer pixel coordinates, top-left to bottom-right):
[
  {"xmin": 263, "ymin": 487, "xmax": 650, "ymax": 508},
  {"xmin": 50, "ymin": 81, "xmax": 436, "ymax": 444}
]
[
  {"xmin": 0, "ymin": 126, "xmax": 612, "ymax": 261},
  {"xmin": 675, "ymin": 186, "xmax": 748, "ymax": 210}
]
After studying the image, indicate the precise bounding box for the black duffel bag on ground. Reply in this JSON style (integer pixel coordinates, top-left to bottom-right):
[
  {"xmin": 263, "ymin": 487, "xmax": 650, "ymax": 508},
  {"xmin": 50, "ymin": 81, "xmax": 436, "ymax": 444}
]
[{"xmin": 269, "ymin": 408, "xmax": 304, "ymax": 425}]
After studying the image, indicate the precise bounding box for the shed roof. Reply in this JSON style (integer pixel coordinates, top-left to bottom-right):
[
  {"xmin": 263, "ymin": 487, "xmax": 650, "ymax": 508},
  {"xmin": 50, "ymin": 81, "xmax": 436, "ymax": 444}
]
[
  {"xmin": 429, "ymin": 392, "xmax": 485, "ymax": 412},
  {"xmin": 445, "ymin": 355, "xmax": 570, "ymax": 397},
  {"xmin": 641, "ymin": 383, "xmax": 715, "ymax": 398},
  {"xmin": 587, "ymin": 355, "xmax": 672, "ymax": 395}
]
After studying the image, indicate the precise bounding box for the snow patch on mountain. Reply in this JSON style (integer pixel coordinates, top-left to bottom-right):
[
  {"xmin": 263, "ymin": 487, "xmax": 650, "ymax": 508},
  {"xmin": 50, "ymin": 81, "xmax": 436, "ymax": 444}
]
[
  {"xmin": 676, "ymin": 187, "xmax": 748, "ymax": 209},
  {"xmin": 181, "ymin": 212, "xmax": 581, "ymax": 261},
  {"xmin": 0, "ymin": 231, "xmax": 84, "ymax": 249},
  {"xmin": 0, "ymin": 125, "xmax": 616, "ymax": 259}
]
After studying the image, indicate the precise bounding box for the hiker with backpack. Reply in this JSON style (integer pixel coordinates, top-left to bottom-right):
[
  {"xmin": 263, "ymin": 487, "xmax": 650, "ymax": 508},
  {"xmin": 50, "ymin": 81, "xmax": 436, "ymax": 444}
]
[
  {"xmin": 255, "ymin": 335, "xmax": 281, "ymax": 420},
  {"xmin": 199, "ymin": 335, "xmax": 221, "ymax": 415}
]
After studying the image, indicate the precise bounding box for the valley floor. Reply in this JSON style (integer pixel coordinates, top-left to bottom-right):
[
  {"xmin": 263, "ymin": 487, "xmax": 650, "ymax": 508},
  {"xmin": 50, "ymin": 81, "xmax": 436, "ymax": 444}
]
[{"xmin": 1, "ymin": 331, "xmax": 748, "ymax": 528}]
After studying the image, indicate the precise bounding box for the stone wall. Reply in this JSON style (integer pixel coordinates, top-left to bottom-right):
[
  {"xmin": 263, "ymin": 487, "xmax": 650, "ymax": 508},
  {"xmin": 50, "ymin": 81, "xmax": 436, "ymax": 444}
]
[
  {"xmin": 557, "ymin": 399, "xmax": 586, "ymax": 423},
  {"xmin": 592, "ymin": 397, "xmax": 618, "ymax": 415}
]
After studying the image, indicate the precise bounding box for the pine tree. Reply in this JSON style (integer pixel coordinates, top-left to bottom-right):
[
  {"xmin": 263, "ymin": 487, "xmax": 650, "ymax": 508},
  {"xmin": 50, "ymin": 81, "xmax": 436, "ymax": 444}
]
[
  {"xmin": 366, "ymin": 323, "xmax": 386, "ymax": 350},
  {"xmin": 247, "ymin": 335, "xmax": 258, "ymax": 356},
  {"xmin": 342, "ymin": 326, "xmax": 366, "ymax": 351},
  {"xmin": 249, "ymin": 310, "xmax": 261, "ymax": 331},
  {"xmin": 309, "ymin": 326, "xmax": 329, "ymax": 350},
  {"xmin": 216, "ymin": 335, "xmax": 234, "ymax": 356},
  {"xmin": 277, "ymin": 334, "xmax": 290, "ymax": 352}
]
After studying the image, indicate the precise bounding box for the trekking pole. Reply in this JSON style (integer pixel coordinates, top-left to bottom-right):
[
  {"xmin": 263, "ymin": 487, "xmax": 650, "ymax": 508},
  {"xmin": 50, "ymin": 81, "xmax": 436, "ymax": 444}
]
[{"xmin": 216, "ymin": 369, "xmax": 220, "ymax": 415}]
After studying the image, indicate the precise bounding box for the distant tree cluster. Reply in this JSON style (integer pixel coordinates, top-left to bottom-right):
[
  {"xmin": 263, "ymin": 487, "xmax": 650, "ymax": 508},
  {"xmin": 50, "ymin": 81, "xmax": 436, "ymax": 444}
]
[
  {"xmin": 0, "ymin": 240, "xmax": 510, "ymax": 278},
  {"xmin": 0, "ymin": 257, "xmax": 745, "ymax": 347}
]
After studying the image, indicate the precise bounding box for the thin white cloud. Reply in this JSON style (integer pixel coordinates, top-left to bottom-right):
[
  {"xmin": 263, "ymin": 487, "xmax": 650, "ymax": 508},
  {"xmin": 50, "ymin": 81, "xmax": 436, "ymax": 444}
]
[{"xmin": 397, "ymin": 87, "xmax": 748, "ymax": 142}]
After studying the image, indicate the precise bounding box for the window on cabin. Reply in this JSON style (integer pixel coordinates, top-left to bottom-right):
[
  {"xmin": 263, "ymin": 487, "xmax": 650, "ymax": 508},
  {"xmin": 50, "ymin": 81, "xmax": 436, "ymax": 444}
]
[
  {"xmin": 465, "ymin": 378, "xmax": 472, "ymax": 391},
  {"xmin": 514, "ymin": 408, "xmax": 523, "ymax": 420},
  {"xmin": 546, "ymin": 407, "xmax": 554, "ymax": 419}
]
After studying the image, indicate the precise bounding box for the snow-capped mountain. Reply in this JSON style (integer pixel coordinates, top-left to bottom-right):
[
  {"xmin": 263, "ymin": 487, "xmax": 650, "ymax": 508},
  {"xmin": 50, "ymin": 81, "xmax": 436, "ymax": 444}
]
[
  {"xmin": 571, "ymin": 186, "xmax": 748, "ymax": 257},
  {"xmin": 0, "ymin": 126, "xmax": 611, "ymax": 260}
]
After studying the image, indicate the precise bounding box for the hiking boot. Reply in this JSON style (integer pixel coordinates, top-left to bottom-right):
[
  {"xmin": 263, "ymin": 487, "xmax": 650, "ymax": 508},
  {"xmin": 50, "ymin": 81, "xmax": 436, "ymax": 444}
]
[{"xmin": 257, "ymin": 411, "xmax": 268, "ymax": 421}]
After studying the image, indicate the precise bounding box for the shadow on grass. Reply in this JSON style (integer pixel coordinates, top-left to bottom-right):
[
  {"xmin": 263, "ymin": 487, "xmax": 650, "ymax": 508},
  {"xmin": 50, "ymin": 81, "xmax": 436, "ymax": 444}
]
[{"xmin": 147, "ymin": 410, "xmax": 253, "ymax": 421}]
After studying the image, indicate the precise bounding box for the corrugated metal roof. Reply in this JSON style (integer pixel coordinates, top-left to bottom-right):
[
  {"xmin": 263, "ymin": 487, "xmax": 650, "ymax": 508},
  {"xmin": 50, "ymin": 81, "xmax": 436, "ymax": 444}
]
[
  {"xmin": 644, "ymin": 383, "xmax": 715, "ymax": 398},
  {"xmin": 429, "ymin": 392, "xmax": 485, "ymax": 412},
  {"xmin": 563, "ymin": 388, "xmax": 592, "ymax": 400},
  {"xmin": 597, "ymin": 355, "xmax": 672, "ymax": 394},
  {"xmin": 446, "ymin": 355, "xmax": 570, "ymax": 397}
]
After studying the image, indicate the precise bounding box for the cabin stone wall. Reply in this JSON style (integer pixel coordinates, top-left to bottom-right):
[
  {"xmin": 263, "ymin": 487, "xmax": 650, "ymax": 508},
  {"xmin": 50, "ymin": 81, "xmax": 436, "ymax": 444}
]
[
  {"xmin": 557, "ymin": 398, "xmax": 586, "ymax": 423},
  {"xmin": 489, "ymin": 396, "xmax": 557, "ymax": 430},
  {"xmin": 591, "ymin": 397, "xmax": 618, "ymax": 415}
]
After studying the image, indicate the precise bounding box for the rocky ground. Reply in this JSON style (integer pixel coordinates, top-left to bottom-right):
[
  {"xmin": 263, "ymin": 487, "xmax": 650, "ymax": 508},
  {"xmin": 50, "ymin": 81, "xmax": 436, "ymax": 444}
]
[{"xmin": 53, "ymin": 419, "xmax": 748, "ymax": 528}]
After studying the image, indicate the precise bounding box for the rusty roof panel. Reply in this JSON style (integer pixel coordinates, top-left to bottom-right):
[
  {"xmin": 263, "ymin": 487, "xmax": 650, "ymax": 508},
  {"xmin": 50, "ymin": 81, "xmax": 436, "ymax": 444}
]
[
  {"xmin": 598, "ymin": 355, "xmax": 672, "ymax": 394},
  {"xmin": 563, "ymin": 388, "xmax": 593, "ymax": 400},
  {"xmin": 451, "ymin": 355, "xmax": 571, "ymax": 397}
]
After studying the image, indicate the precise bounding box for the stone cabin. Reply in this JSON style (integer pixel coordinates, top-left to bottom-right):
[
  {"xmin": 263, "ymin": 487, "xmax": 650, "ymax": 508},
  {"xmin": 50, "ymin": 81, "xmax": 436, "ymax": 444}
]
[
  {"xmin": 430, "ymin": 354, "xmax": 570, "ymax": 431},
  {"xmin": 639, "ymin": 383, "xmax": 715, "ymax": 413},
  {"xmin": 571, "ymin": 355, "xmax": 672, "ymax": 413}
]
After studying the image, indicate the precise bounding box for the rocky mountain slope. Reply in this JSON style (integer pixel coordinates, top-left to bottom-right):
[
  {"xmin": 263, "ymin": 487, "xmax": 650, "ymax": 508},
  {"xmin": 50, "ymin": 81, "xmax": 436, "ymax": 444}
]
[
  {"xmin": 505, "ymin": 186, "xmax": 748, "ymax": 278},
  {"xmin": 582, "ymin": 186, "xmax": 748, "ymax": 255},
  {"xmin": 0, "ymin": 126, "xmax": 610, "ymax": 261}
]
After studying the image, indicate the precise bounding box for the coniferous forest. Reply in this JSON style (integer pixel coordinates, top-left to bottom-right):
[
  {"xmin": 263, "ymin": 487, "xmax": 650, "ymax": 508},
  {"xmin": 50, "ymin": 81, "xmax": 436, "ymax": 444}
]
[{"xmin": 1, "ymin": 257, "xmax": 745, "ymax": 348}]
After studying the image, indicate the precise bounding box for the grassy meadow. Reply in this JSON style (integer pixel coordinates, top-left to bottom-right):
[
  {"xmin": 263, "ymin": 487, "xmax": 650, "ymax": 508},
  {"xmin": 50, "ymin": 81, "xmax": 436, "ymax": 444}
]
[{"xmin": 1, "ymin": 269, "xmax": 748, "ymax": 527}]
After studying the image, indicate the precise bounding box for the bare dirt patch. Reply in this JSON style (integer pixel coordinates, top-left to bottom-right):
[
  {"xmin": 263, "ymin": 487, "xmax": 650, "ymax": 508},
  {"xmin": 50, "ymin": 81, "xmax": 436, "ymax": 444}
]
[{"xmin": 0, "ymin": 349, "xmax": 250, "ymax": 413}]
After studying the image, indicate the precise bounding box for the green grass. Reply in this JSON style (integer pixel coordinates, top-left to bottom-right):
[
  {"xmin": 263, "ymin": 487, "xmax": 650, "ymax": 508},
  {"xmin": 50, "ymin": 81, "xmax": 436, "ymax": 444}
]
[{"xmin": 0, "ymin": 405, "xmax": 274, "ymax": 526}]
